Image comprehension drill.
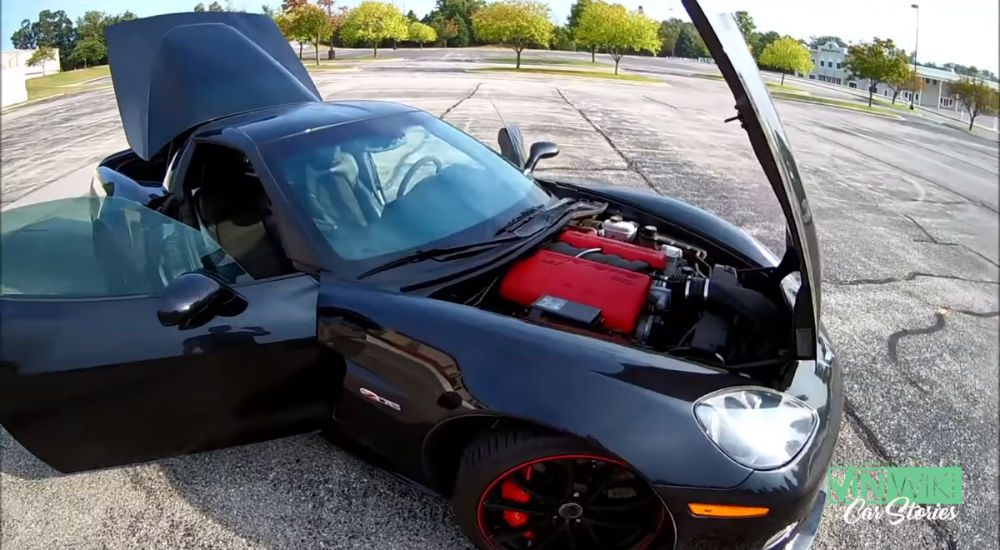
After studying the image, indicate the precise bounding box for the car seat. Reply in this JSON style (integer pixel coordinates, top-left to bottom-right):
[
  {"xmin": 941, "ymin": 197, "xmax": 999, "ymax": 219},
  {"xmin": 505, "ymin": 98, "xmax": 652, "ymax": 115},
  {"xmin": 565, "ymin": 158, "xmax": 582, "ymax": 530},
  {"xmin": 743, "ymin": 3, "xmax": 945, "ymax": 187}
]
[{"xmin": 194, "ymin": 175, "xmax": 292, "ymax": 280}]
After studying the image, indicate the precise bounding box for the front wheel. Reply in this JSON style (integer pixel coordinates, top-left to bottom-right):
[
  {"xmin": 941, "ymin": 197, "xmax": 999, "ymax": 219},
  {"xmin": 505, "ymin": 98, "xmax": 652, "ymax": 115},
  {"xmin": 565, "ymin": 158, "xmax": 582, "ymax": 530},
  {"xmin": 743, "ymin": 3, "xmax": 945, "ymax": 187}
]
[{"xmin": 452, "ymin": 430, "xmax": 667, "ymax": 550}]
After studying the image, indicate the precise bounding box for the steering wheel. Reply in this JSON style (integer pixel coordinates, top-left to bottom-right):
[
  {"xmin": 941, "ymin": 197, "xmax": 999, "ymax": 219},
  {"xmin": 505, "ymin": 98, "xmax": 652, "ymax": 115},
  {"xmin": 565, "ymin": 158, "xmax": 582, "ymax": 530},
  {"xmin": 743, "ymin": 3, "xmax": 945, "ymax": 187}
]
[{"xmin": 396, "ymin": 156, "xmax": 442, "ymax": 198}]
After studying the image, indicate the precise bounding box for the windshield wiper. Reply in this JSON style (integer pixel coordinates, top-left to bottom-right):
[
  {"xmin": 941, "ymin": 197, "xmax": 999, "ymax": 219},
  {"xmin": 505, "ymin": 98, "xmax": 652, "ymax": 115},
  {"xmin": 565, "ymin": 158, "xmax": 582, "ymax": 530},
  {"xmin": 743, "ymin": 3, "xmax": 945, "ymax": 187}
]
[
  {"xmin": 494, "ymin": 198, "xmax": 576, "ymax": 236},
  {"xmin": 357, "ymin": 236, "xmax": 521, "ymax": 279},
  {"xmin": 358, "ymin": 200, "xmax": 587, "ymax": 280},
  {"xmin": 495, "ymin": 205, "xmax": 545, "ymax": 235}
]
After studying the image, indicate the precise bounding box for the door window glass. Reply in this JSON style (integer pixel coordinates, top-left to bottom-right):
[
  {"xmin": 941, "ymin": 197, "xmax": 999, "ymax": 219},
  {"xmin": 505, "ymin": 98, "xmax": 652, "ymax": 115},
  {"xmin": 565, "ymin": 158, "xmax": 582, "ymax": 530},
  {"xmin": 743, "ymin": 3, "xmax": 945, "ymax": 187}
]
[{"xmin": 1, "ymin": 196, "xmax": 249, "ymax": 298}]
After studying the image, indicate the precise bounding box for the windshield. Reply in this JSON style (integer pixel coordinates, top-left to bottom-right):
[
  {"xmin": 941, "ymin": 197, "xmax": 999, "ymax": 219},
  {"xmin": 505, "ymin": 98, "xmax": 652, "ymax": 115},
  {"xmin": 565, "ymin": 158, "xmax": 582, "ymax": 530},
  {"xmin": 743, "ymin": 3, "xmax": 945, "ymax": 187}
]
[{"xmin": 263, "ymin": 110, "xmax": 550, "ymax": 270}]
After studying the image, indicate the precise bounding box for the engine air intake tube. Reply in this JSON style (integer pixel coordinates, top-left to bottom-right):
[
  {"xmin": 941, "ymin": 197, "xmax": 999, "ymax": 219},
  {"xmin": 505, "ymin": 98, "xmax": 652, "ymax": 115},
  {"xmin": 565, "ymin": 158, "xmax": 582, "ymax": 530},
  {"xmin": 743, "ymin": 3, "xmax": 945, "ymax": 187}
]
[{"xmin": 681, "ymin": 276, "xmax": 779, "ymax": 336}]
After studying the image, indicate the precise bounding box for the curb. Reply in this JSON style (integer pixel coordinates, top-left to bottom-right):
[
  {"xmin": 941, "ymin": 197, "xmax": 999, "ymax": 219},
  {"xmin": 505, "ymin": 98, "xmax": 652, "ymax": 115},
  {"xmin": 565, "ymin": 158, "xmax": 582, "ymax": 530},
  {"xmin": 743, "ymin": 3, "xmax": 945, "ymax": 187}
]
[
  {"xmin": 2, "ymin": 85, "xmax": 112, "ymax": 114},
  {"xmin": 2, "ymin": 92, "xmax": 67, "ymax": 113},
  {"xmin": 771, "ymin": 94, "xmax": 904, "ymax": 120}
]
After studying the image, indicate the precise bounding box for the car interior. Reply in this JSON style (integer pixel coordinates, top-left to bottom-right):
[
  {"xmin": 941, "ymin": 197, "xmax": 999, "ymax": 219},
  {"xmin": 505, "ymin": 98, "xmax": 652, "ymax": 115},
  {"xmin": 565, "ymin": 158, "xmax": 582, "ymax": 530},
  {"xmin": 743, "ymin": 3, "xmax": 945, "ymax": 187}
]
[
  {"xmin": 296, "ymin": 145, "xmax": 384, "ymax": 230},
  {"xmin": 184, "ymin": 143, "xmax": 295, "ymax": 279}
]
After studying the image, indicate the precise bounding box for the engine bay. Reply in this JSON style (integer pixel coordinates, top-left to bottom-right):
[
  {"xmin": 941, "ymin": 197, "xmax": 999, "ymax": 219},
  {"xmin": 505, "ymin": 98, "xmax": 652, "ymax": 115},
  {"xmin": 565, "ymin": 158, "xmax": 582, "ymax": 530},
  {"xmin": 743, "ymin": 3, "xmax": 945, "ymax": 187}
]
[{"xmin": 443, "ymin": 211, "xmax": 793, "ymax": 373}]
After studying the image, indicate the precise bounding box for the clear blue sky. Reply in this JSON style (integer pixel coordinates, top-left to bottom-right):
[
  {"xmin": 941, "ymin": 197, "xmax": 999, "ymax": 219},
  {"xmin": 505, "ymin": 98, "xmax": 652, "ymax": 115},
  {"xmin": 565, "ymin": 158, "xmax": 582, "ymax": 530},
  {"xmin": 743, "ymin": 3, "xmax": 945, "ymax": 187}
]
[{"xmin": 2, "ymin": 0, "xmax": 997, "ymax": 73}]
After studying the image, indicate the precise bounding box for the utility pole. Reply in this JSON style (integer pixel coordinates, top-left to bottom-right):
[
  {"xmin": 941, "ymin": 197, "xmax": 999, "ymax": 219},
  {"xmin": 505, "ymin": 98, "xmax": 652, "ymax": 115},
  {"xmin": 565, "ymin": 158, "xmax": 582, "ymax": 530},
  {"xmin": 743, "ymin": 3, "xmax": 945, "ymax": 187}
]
[{"xmin": 910, "ymin": 3, "xmax": 919, "ymax": 110}]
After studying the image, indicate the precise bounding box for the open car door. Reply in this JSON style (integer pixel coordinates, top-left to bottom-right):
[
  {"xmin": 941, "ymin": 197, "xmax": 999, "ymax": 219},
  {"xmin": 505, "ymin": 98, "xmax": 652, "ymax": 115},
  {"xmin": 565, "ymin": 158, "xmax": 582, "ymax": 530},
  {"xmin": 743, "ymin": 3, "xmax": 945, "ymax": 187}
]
[{"xmin": 0, "ymin": 196, "xmax": 336, "ymax": 472}]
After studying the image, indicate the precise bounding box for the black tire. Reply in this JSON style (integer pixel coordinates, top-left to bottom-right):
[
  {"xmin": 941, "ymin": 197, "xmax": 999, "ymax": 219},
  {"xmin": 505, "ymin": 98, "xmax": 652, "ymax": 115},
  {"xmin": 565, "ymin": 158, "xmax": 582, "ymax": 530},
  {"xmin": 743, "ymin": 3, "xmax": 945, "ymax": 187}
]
[{"xmin": 452, "ymin": 430, "xmax": 666, "ymax": 550}]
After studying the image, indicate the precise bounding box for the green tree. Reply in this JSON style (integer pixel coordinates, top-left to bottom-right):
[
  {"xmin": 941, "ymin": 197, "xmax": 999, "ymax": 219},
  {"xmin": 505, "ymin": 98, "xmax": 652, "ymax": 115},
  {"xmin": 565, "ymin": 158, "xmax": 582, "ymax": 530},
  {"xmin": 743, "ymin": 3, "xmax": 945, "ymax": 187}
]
[
  {"xmin": 951, "ymin": 78, "xmax": 1000, "ymax": 131},
  {"xmin": 194, "ymin": 3, "xmax": 206, "ymax": 11},
  {"xmin": 751, "ymin": 30, "xmax": 780, "ymax": 61},
  {"xmin": 808, "ymin": 35, "xmax": 847, "ymax": 48},
  {"xmin": 68, "ymin": 35, "xmax": 105, "ymax": 69},
  {"xmin": 26, "ymin": 46, "xmax": 56, "ymax": 75},
  {"xmin": 73, "ymin": 11, "xmax": 112, "ymax": 65},
  {"xmin": 274, "ymin": 11, "xmax": 307, "ymax": 58},
  {"xmin": 327, "ymin": 6, "xmax": 349, "ymax": 56},
  {"xmin": 568, "ymin": 0, "xmax": 598, "ymax": 61},
  {"xmin": 208, "ymin": 1, "xmax": 225, "ymax": 11},
  {"xmin": 733, "ymin": 10, "xmax": 755, "ymax": 50},
  {"xmin": 107, "ymin": 11, "xmax": 137, "ymax": 26},
  {"xmin": 340, "ymin": 2, "xmax": 409, "ymax": 58},
  {"xmin": 18, "ymin": 10, "xmax": 76, "ymax": 68},
  {"xmin": 425, "ymin": 0, "xmax": 484, "ymax": 47},
  {"xmin": 885, "ymin": 60, "xmax": 921, "ymax": 104},
  {"xmin": 289, "ymin": 4, "xmax": 332, "ymax": 64},
  {"xmin": 658, "ymin": 18, "xmax": 683, "ymax": 57},
  {"xmin": 673, "ymin": 23, "xmax": 708, "ymax": 58},
  {"xmin": 472, "ymin": 1, "xmax": 552, "ymax": 69},
  {"xmin": 846, "ymin": 38, "xmax": 910, "ymax": 107},
  {"xmin": 262, "ymin": 4, "xmax": 275, "ymax": 16},
  {"xmin": 430, "ymin": 17, "xmax": 460, "ymax": 46},
  {"xmin": 567, "ymin": 0, "xmax": 592, "ymax": 30},
  {"xmin": 11, "ymin": 20, "xmax": 38, "ymax": 49},
  {"xmin": 757, "ymin": 36, "xmax": 813, "ymax": 86},
  {"xmin": 551, "ymin": 25, "xmax": 575, "ymax": 51},
  {"xmin": 408, "ymin": 21, "xmax": 437, "ymax": 47},
  {"xmin": 576, "ymin": 2, "xmax": 660, "ymax": 75},
  {"xmin": 406, "ymin": 10, "xmax": 419, "ymax": 22}
]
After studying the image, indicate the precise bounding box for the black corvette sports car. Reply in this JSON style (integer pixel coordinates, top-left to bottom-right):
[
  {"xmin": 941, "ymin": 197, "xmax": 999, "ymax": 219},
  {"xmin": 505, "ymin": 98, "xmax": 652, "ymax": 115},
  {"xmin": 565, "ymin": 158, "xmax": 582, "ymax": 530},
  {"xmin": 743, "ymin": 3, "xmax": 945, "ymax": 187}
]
[{"xmin": 0, "ymin": 2, "xmax": 842, "ymax": 549}]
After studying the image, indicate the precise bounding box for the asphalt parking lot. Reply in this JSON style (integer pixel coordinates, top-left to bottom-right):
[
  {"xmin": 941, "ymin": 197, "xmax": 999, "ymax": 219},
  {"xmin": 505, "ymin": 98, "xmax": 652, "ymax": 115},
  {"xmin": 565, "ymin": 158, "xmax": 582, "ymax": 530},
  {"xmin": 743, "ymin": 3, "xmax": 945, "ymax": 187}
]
[{"xmin": 1, "ymin": 53, "xmax": 998, "ymax": 550}]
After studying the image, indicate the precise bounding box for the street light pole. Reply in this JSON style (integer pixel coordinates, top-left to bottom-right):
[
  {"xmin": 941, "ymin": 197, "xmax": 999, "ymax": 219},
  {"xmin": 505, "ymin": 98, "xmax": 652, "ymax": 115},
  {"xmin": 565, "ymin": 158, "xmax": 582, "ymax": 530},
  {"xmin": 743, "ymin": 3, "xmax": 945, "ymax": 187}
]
[{"xmin": 910, "ymin": 3, "xmax": 919, "ymax": 110}]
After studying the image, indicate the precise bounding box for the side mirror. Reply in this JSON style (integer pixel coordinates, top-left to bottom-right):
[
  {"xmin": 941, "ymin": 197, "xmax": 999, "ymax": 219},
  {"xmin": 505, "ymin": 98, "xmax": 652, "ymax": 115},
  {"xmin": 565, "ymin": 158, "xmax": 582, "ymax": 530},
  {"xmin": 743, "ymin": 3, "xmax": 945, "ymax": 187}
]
[
  {"xmin": 157, "ymin": 272, "xmax": 247, "ymax": 330},
  {"xmin": 497, "ymin": 125, "xmax": 526, "ymax": 169},
  {"xmin": 524, "ymin": 141, "xmax": 559, "ymax": 174}
]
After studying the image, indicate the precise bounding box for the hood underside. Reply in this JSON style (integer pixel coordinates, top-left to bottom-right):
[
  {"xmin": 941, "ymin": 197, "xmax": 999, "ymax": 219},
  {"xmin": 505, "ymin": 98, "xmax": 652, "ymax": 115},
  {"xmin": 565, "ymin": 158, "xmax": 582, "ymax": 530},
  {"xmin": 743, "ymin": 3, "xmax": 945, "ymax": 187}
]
[
  {"xmin": 105, "ymin": 12, "xmax": 321, "ymax": 161},
  {"xmin": 682, "ymin": 0, "xmax": 821, "ymax": 348}
]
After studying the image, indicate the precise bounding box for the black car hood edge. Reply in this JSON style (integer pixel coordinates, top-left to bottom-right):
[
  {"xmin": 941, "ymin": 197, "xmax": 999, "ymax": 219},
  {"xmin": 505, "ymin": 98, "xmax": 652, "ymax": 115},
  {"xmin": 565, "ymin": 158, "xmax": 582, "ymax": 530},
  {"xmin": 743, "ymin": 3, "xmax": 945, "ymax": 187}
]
[
  {"xmin": 104, "ymin": 12, "xmax": 321, "ymax": 161},
  {"xmin": 683, "ymin": 0, "xmax": 821, "ymax": 347}
]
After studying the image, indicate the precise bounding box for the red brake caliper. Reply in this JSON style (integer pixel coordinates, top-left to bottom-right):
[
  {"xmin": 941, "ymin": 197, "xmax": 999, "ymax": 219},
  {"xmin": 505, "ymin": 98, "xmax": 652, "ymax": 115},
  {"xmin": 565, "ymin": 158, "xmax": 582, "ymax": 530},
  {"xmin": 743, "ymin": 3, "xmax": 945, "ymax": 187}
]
[{"xmin": 501, "ymin": 466, "xmax": 533, "ymax": 529}]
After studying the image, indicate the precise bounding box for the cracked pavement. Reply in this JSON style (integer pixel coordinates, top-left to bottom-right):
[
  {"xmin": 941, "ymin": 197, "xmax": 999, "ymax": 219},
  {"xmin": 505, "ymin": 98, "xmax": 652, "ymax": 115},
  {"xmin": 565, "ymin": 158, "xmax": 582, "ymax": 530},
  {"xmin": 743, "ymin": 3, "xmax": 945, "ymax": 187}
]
[{"xmin": 2, "ymin": 55, "xmax": 998, "ymax": 550}]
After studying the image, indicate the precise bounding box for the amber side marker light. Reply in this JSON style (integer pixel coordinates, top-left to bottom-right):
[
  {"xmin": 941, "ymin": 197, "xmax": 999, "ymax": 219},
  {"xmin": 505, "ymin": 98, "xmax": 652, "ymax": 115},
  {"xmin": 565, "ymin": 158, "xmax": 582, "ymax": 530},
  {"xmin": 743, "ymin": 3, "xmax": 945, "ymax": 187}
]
[{"xmin": 688, "ymin": 503, "xmax": 770, "ymax": 518}]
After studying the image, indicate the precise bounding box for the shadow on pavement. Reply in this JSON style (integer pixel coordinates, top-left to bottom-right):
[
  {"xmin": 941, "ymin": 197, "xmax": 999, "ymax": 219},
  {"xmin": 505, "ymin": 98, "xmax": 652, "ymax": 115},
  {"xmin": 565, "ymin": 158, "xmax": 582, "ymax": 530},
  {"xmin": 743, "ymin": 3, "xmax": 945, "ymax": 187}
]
[{"xmin": 157, "ymin": 434, "xmax": 474, "ymax": 549}]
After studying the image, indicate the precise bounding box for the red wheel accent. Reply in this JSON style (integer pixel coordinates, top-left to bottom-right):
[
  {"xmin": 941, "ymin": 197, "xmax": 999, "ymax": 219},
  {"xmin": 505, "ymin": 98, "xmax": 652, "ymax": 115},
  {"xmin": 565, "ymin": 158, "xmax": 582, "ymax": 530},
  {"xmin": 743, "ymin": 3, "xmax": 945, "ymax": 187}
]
[{"xmin": 475, "ymin": 454, "xmax": 665, "ymax": 550}]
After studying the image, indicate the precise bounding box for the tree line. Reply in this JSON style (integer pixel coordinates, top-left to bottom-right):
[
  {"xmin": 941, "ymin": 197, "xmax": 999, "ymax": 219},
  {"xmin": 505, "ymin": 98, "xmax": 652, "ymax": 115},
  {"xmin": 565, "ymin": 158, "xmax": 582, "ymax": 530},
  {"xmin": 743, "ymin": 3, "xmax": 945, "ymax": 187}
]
[
  {"xmin": 10, "ymin": 0, "xmax": 998, "ymax": 126},
  {"xmin": 270, "ymin": 0, "xmax": 661, "ymax": 73},
  {"xmin": 11, "ymin": 10, "xmax": 137, "ymax": 70}
]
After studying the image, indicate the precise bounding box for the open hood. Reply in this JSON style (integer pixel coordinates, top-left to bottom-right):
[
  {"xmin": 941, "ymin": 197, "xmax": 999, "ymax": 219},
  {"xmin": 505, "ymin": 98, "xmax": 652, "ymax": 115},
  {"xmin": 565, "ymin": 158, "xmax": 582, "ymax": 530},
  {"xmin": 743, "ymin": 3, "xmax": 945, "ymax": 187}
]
[
  {"xmin": 682, "ymin": 0, "xmax": 821, "ymax": 349},
  {"xmin": 105, "ymin": 12, "xmax": 321, "ymax": 161}
]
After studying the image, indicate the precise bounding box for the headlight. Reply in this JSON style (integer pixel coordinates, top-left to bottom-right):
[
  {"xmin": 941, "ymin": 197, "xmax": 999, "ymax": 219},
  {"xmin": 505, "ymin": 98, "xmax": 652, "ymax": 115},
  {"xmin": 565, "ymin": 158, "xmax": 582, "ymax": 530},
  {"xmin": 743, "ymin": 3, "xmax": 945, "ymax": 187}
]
[{"xmin": 694, "ymin": 387, "xmax": 817, "ymax": 470}]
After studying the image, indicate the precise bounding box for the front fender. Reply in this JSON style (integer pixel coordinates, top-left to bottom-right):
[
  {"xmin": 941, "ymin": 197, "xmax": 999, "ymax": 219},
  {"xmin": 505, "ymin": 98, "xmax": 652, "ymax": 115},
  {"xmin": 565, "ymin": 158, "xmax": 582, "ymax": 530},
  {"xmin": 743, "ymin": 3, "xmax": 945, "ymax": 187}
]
[{"xmin": 318, "ymin": 276, "xmax": 753, "ymax": 489}]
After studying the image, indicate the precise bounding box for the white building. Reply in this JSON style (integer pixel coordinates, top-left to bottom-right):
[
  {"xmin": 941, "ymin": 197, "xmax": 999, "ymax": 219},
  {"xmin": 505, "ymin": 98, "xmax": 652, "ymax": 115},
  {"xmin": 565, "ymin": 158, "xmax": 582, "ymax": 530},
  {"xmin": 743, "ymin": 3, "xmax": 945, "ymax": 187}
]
[
  {"xmin": 2, "ymin": 48, "xmax": 61, "ymax": 79},
  {"xmin": 808, "ymin": 40, "xmax": 848, "ymax": 85},
  {"xmin": 805, "ymin": 41, "xmax": 998, "ymax": 110},
  {"xmin": 1, "ymin": 67, "xmax": 28, "ymax": 107}
]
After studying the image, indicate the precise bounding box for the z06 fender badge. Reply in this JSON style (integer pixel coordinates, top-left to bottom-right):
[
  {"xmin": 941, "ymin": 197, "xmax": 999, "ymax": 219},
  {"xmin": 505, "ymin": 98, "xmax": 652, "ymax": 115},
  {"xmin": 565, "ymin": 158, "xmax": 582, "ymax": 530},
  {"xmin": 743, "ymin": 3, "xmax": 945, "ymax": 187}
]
[{"xmin": 359, "ymin": 387, "xmax": 401, "ymax": 411}]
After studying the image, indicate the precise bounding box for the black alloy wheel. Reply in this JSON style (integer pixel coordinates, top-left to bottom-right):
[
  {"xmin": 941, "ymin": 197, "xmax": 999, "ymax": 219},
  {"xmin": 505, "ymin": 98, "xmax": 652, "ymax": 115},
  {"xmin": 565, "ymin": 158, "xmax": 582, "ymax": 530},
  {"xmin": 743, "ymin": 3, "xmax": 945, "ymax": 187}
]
[{"xmin": 453, "ymin": 431, "xmax": 666, "ymax": 550}]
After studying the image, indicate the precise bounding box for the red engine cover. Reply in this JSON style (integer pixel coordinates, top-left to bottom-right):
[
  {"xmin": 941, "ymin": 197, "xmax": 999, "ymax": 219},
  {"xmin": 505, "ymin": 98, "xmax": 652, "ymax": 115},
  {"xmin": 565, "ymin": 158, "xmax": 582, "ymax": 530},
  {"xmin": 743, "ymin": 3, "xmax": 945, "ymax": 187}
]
[
  {"xmin": 559, "ymin": 230, "xmax": 667, "ymax": 269},
  {"xmin": 499, "ymin": 250, "xmax": 651, "ymax": 333}
]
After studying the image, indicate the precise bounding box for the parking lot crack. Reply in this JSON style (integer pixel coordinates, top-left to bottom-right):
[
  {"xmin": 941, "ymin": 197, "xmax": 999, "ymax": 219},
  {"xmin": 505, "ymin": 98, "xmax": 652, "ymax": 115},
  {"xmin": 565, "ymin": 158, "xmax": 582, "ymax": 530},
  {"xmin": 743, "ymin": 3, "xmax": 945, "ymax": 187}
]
[
  {"xmin": 441, "ymin": 82, "xmax": 482, "ymax": 119},
  {"xmin": 904, "ymin": 215, "xmax": 953, "ymax": 245},
  {"xmin": 843, "ymin": 398, "xmax": 957, "ymax": 550},
  {"xmin": 825, "ymin": 272, "xmax": 1000, "ymax": 287},
  {"xmin": 643, "ymin": 95, "xmax": 680, "ymax": 110},
  {"xmin": 887, "ymin": 311, "xmax": 947, "ymax": 364},
  {"xmin": 901, "ymin": 215, "xmax": 1000, "ymax": 267},
  {"xmin": 555, "ymin": 87, "xmax": 659, "ymax": 194},
  {"xmin": 786, "ymin": 123, "xmax": 999, "ymax": 214}
]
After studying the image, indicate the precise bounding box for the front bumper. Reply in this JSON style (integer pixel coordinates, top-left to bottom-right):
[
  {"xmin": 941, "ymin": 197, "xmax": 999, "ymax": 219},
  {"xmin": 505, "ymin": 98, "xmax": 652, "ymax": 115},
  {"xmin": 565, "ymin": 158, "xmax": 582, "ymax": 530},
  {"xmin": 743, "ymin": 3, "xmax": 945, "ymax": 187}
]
[
  {"xmin": 654, "ymin": 480, "xmax": 827, "ymax": 550},
  {"xmin": 654, "ymin": 335, "xmax": 842, "ymax": 550}
]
